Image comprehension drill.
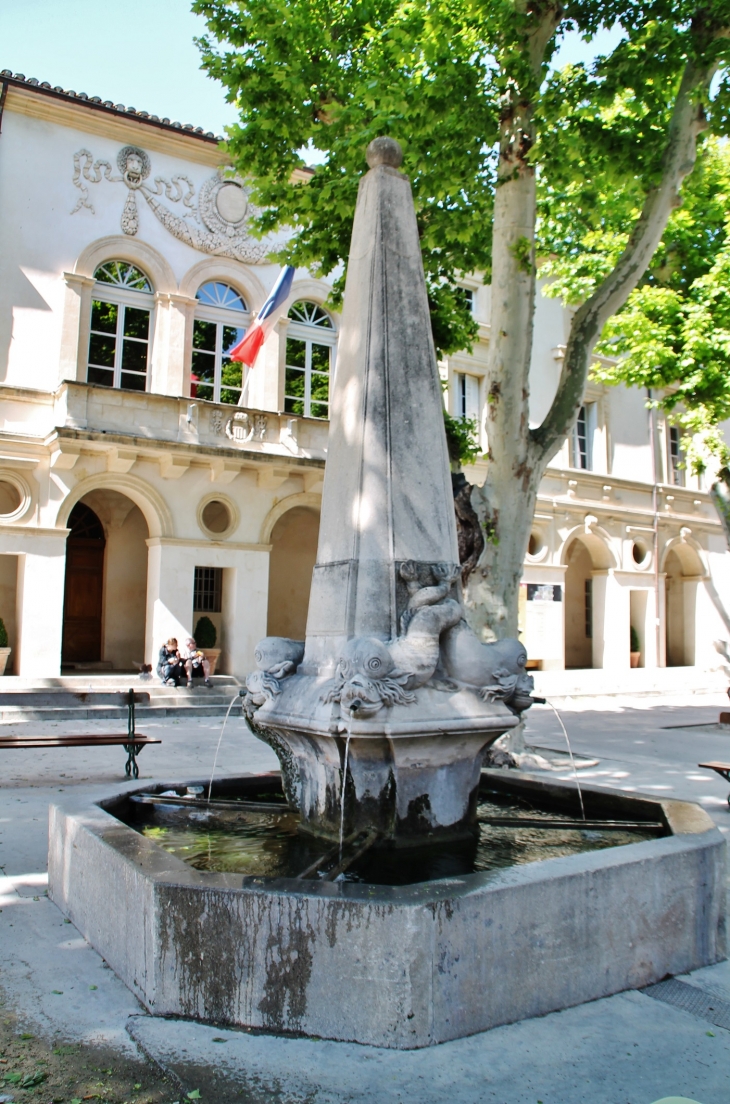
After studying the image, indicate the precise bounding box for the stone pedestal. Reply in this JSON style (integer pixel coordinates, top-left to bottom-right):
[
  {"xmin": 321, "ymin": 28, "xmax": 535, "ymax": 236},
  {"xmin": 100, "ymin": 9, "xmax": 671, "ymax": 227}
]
[{"xmin": 253, "ymin": 677, "xmax": 517, "ymax": 841}]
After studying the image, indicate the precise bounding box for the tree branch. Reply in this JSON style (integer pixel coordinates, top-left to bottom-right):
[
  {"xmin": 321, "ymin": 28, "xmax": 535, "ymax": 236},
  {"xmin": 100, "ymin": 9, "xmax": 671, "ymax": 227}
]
[{"xmin": 530, "ymin": 46, "xmax": 723, "ymax": 467}]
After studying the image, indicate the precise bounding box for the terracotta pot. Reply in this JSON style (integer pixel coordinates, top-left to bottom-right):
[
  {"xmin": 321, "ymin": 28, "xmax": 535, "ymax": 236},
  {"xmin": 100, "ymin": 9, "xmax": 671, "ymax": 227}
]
[
  {"xmin": 202, "ymin": 648, "xmax": 221, "ymax": 675},
  {"xmin": 0, "ymin": 647, "xmax": 11, "ymax": 675},
  {"xmin": 630, "ymin": 651, "xmax": 641, "ymax": 668}
]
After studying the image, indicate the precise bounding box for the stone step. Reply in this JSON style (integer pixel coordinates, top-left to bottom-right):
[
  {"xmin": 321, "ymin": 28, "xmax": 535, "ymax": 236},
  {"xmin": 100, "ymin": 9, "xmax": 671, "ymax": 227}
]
[
  {"xmin": 0, "ymin": 702, "xmax": 243, "ymax": 723},
  {"xmin": 0, "ymin": 674, "xmax": 240, "ymax": 691},
  {"xmin": 0, "ymin": 676, "xmax": 243, "ymax": 723}
]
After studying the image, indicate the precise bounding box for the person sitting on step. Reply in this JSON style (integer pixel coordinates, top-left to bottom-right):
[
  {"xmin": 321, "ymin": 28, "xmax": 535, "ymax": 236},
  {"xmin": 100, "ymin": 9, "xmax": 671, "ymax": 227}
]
[
  {"xmin": 183, "ymin": 636, "xmax": 212, "ymax": 688},
  {"xmin": 157, "ymin": 638, "xmax": 185, "ymax": 687}
]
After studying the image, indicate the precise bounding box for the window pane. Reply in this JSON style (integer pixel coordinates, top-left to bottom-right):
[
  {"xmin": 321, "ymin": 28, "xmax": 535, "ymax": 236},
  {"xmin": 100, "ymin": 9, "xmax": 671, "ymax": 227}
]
[
  {"xmin": 191, "ymin": 349, "xmax": 214, "ymax": 401},
  {"xmin": 120, "ymin": 372, "xmax": 146, "ymax": 392},
  {"xmin": 94, "ymin": 261, "xmax": 152, "ymax": 292},
  {"xmin": 310, "ymin": 401, "xmax": 328, "ymax": 419},
  {"xmin": 311, "ymin": 371, "xmax": 329, "ymax": 404},
  {"xmin": 124, "ymin": 306, "xmax": 150, "ymax": 340},
  {"xmin": 285, "ymin": 366, "xmax": 306, "ymax": 398},
  {"xmin": 121, "ymin": 339, "xmax": 148, "ymax": 375},
  {"xmin": 197, "ymin": 282, "xmax": 247, "ymax": 312},
  {"xmin": 91, "ymin": 299, "xmax": 118, "ymax": 334},
  {"xmin": 285, "ymin": 338, "xmax": 306, "ymax": 368},
  {"xmin": 285, "ymin": 396, "xmax": 305, "ymax": 415},
  {"xmin": 221, "ymin": 359, "xmax": 243, "ymax": 391},
  {"xmin": 193, "ymin": 319, "xmax": 217, "ymax": 352},
  {"xmin": 88, "ymin": 333, "xmax": 116, "ymax": 369},
  {"xmin": 287, "ymin": 300, "xmax": 333, "ymax": 328},
  {"xmin": 222, "ymin": 325, "xmax": 245, "ymax": 355},
  {"xmin": 310, "ymin": 343, "xmax": 330, "ymax": 373},
  {"xmin": 192, "ymin": 350, "xmax": 215, "ymax": 385},
  {"xmin": 87, "ymin": 366, "xmax": 114, "ymax": 387}
]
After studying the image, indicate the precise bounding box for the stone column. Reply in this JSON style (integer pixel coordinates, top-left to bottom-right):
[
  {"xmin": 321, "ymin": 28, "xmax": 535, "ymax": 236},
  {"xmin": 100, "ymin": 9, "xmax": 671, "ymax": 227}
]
[
  {"xmin": 59, "ymin": 273, "xmax": 95, "ymax": 385},
  {"xmin": 591, "ymin": 569, "xmax": 630, "ymax": 669},
  {"xmin": 15, "ymin": 540, "xmax": 67, "ymax": 676}
]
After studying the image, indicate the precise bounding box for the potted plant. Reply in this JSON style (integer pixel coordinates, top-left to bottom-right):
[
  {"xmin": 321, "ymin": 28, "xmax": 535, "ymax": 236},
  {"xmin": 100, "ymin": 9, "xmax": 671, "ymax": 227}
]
[
  {"xmin": 0, "ymin": 618, "xmax": 10, "ymax": 675},
  {"xmin": 194, "ymin": 616, "xmax": 221, "ymax": 675},
  {"xmin": 630, "ymin": 625, "xmax": 641, "ymax": 668}
]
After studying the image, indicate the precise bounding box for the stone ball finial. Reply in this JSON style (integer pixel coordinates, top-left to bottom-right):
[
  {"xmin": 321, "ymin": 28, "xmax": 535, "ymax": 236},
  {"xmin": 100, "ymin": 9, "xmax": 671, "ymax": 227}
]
[{"xmin": 366, "ymin": 137, "xmax": 403, "ymax": 169}]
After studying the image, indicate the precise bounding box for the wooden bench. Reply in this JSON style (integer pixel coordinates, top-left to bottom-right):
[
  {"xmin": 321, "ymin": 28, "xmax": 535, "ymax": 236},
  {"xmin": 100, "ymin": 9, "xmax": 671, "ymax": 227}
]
[
  {"xmin": 0, "ymin": 689, "xmax": 160, "ymax": 778},
  {"xmin": 698, "ymin": 761, "xmax": 730, "ymax": 808}
]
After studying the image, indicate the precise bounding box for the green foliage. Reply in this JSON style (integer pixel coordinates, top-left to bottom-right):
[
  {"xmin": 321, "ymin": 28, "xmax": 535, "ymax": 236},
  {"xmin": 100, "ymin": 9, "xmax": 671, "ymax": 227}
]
[
  {"xmin": 443, "ymin": 411, "xmax": 480, "ymax": 468},
  {"xmin": 195, "ymin": 0, "xmax": 729, "ymax": 353},
  {"xmin": 581, "ymin": 139, "xmax": 730, "ymax": 473},
  {"xmin": 194, "ymin": 616, "xmax": 217, "ymax": 649},
  {"xmin": 630, "ymin": 625, "xmax": 640, "ymax": 652},
  {"xmin": 0, "ymin": 618, "xmax": 8, "ymax": 648}
]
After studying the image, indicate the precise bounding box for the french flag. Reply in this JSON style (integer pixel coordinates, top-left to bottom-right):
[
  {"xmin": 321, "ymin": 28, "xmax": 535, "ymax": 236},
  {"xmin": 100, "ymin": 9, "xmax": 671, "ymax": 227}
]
[{"xmin": 229, "ymin": 265, "xmax": 295, "ymax": 368}]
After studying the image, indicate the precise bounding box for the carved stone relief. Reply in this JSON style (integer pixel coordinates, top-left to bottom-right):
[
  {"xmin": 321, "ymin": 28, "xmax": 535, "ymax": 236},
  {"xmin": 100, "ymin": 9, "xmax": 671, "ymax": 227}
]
[{"xmin": 71, "ymin": 146, "xmax": 272, "ymax": 264}]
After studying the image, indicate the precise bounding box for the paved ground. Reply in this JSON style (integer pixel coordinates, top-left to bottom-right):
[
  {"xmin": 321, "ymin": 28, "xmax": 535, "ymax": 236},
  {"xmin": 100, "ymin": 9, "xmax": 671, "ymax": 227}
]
[{"xmin": 2, "ymin": 689, "xmax": 730, "ymax": 1104}]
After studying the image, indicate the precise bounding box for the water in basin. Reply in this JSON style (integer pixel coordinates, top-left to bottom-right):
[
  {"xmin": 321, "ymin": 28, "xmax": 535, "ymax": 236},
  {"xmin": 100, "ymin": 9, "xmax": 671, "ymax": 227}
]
[{"xmin": 120, "ymin": 786, "xmax": 660, "ymax": 887}]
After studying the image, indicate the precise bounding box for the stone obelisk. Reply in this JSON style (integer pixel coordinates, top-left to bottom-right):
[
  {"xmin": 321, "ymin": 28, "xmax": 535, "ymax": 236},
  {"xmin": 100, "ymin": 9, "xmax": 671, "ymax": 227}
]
[
  {"xmin": 301, "ymin": 137, "xmax": 458, "ymax": 673},
  {"xmin": 244, "ymin": 138, "xmax": 532, "ymax": 842}
]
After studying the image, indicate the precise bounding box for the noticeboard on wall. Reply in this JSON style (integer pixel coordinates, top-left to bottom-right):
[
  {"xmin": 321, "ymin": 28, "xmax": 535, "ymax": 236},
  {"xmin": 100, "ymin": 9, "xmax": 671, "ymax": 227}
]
[{"xmin": 520, "ymin": 582, "xmax": 564, "ymax": 665}]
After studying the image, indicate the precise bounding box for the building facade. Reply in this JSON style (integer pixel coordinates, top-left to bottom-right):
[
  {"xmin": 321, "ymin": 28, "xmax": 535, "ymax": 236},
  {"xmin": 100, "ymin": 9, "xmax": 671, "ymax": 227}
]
[{"xmin": 0, "ymin": 71, "xmax": 728, "ymax": 679}]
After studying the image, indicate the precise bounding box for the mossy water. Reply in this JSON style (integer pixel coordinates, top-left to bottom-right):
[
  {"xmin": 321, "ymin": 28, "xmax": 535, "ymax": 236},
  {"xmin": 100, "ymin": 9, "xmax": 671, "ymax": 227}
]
[{"xmin": 124, "ymin": 788, "xmax": 659, "ymax": 887}]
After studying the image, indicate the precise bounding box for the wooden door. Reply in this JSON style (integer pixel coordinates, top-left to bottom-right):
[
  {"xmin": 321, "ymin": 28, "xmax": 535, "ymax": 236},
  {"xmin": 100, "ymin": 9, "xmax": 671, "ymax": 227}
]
[{"xmin": 62, "ymin": 504, "xmax": 106, "ymax": 663}]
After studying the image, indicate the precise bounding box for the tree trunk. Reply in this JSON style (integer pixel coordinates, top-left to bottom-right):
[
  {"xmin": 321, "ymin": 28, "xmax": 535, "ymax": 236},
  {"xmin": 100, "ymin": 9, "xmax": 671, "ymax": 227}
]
[
  {"xmin": 465, "ymin": 43, "xmax": 720, "ymax": 641},
  {"xmin": 711, "ymin": 468, "xmax": 730, "ymax": 547}
]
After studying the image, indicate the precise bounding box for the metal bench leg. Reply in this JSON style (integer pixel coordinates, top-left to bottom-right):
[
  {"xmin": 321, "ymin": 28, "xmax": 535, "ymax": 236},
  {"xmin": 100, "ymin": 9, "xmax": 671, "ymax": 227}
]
[{"xmin": 124, "ymin": 743, "xmax": 140, "ymax": 780}]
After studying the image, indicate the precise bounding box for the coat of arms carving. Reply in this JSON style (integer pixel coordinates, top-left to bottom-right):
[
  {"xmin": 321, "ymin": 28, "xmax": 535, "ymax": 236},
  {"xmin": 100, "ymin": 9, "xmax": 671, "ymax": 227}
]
[{"xmin": 71, "ymin": 145, "xmax": 271, "ymax": 264}]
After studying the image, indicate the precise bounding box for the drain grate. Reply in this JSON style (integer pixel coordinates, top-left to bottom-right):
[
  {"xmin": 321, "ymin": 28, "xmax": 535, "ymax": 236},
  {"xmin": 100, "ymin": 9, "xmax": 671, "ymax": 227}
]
[{"xmin": 642, "ymin": 978, "xmax": 730, "ymax": 1031}]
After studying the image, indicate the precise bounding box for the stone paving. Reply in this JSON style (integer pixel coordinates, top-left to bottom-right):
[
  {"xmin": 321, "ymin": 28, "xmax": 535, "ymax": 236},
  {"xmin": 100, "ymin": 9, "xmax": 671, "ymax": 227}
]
[{"xmin": 1, "ymin": 690, "xmax": 730, "ymax": 1103}]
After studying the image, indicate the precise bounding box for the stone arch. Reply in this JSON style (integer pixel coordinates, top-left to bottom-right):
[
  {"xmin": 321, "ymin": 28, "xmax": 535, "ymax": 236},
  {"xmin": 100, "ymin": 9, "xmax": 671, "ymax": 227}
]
[
  {"xmin": 559, "ymin": 523, "xmax": 617, "ymax": 571},
  {"xmin": 560, "ymin": 526, "xmax": 615, "ymax": 670},
  {"xmin": 179, "ymin": 258, "xmax": 267, "ymax": 312},
  {"xmin": 55, "ymin": 473, "xmax": 173, "ymax": 540},
  {"xmin": 661, "ymin": 532, "xmax": 705, "ymax": 668},
  {"xmin": 660, "ymin": 532, "xmax": 707, "ymax": 578},
  {"xmin": 60, "ymin": 487, "xmax": 152, "ymax": 670},
  {"xmin": 260, "ymin": 491, "xmax": 322, "ymax": 545},
  {"xmin": 263, "ymin": 494, "xmax": 321, "ymax": 640},
  {"xmin": 73, "ymin": 235, "xmax": 177, "ymax": 294}
]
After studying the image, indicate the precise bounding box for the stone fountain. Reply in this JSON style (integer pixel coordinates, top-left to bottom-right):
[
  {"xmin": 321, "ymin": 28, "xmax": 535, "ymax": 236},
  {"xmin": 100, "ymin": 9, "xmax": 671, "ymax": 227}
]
[
  {"xmin": 48, "ymin": 138, "xmax": 726, "ymax": 1049},
  {"xmin": 243, "ymin": 136, "xmax": 534, "ymax": 844}
]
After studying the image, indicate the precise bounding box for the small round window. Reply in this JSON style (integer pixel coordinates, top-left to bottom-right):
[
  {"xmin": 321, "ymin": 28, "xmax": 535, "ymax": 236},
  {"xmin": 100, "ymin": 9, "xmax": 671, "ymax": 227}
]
[
  {"xmin": 0, "ymin": 480, "xmax": 22, "ymax": 516},
  {"xmin": 202, "ymin": 500, "xmax": 231, "ymax": 534},
  {"xmin": 632, "ymin": 540, "xmax": 649, "ymax": 566},
  {"xmin": 527, "ymin": 532, "xmax": 544, "ymax": 558}
]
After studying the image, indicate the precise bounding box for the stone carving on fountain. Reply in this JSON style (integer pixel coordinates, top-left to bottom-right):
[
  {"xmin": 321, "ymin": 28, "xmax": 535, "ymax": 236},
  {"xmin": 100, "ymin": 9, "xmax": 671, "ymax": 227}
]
[{"xmin": 243, "ymin": 136, "xmax": 535, "ymax": 843}]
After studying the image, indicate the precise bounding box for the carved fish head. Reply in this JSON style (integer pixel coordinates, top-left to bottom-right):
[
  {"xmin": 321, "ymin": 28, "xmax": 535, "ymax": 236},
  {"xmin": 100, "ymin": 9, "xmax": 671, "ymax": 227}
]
[
  {"xmin": 336, "ymin": 636, "xmax": 395, "ymax": 681},
  {"xmin": 253, "ymin": 636, "xmax": 305, "ymax": 673}
]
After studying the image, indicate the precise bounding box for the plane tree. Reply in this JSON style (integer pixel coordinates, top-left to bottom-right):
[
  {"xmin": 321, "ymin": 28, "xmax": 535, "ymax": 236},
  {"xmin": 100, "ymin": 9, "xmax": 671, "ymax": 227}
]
[
  {"xmin": 195, "ymin": 0, "xmax": 730, "ymax": 637},
  {"xmin": 542, "ymin": 138, "xmax": 730, "ymax": 543}
]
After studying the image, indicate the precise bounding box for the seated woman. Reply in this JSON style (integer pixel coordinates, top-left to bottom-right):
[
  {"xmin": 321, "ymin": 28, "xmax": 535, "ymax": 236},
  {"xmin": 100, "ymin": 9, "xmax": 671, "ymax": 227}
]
[{"xmin": 157, "ymin": 638, "xmax": 185, "ymax": 687}]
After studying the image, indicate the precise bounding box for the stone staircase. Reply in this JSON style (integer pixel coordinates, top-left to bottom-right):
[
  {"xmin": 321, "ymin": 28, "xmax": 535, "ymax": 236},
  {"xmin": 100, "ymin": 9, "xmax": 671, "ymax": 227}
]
[{"xmin": 0, "ymin": 674, "xmax": 243, "ymax": 724}]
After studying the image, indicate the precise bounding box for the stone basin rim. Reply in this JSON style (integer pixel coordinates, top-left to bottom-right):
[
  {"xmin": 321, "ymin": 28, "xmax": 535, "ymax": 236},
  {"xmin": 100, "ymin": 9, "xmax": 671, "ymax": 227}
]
[{"xmin": 59, "ymin": 769, "xmax": 721, "ymax": 904}]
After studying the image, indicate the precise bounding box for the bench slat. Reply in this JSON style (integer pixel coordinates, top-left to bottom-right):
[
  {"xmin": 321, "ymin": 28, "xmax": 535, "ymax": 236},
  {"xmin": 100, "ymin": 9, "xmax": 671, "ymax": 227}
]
[{"xmin": 0, "ymin": 736, "xmax": 161, "ymax": 748}]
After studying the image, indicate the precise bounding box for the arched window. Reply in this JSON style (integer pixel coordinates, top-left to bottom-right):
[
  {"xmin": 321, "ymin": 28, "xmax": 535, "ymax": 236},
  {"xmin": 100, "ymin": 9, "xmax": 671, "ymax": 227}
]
[
  {"xmin": 87, "ymin": 261, "xmax": 154, "ymax": 392},
  {"xmin": 192, "ymin": 281, "xmax": 250, "ymax": 405},
  {"xmin": 285, "ymin": 301, "xmax": 335, "ymax": 420}
]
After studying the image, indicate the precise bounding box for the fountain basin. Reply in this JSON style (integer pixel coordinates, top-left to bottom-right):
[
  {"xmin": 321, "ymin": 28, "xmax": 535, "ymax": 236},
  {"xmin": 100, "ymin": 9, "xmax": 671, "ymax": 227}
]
[{"xmin": 48, "ymin": 771, "xmax": 726, "ymax": 1049}]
